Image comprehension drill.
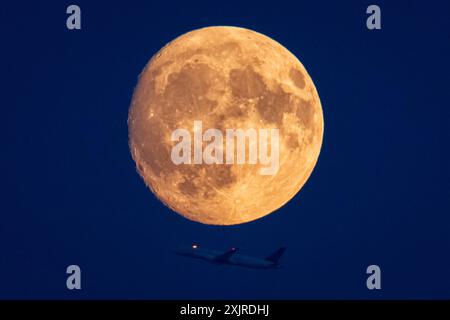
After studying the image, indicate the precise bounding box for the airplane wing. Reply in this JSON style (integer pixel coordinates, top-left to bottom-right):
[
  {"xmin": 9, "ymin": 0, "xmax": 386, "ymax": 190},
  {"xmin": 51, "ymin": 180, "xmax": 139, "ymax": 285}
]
[
  {"xmin": 265, "ymin": 247, "xmax": 287, "ymax": 264},
  {"xmin": 213, "ymin": 247, "xmax": 237, "ymax": 263}
]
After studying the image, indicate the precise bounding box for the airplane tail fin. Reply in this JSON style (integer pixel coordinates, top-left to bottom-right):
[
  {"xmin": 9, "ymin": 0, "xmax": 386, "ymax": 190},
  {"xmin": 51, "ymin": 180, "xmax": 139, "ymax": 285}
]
[{"xmin": 265, "ymin": 247, "xmax": 287, "ymax": 264}]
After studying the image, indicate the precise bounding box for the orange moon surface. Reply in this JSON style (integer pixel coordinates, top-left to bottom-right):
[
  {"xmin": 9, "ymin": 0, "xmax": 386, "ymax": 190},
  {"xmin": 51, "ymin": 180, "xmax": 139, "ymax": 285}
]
[{"xmin": 128, "ymin": 26, "xmax": 324, "ymax": 225}]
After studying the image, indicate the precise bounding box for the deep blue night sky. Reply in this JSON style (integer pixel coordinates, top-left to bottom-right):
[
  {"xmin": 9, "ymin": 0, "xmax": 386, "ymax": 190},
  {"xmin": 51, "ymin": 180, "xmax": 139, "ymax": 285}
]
[{"xmin": 2, "ymin": 1, "xmax": 449, "ymax": 299}]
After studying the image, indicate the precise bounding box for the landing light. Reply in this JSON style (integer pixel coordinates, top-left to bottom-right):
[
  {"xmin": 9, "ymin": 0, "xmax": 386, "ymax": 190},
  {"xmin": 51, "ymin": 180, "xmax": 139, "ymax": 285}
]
[{"xmin": 192, "ymin": 245, "xmax": 198, "ymax": 249}]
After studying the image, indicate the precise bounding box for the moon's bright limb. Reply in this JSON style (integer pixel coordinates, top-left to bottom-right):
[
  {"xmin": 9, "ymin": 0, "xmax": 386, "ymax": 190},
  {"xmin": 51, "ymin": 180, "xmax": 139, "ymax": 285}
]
[{"xmin": 128, "ymin": 26, "xmax": 324, "ymax": 225}]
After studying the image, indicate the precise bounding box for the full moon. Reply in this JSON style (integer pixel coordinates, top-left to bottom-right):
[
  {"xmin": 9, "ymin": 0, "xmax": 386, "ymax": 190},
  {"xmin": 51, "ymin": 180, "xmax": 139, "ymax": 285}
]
[{"xmin": 128, "ymin": 26, "xmax": 324, "ymax": 225}]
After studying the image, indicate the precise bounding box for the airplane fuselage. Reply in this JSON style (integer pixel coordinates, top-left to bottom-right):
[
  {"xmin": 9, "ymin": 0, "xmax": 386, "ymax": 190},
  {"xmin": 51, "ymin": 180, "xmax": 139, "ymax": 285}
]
[{"xmin": 175, "ymin": 246, "xmax": 281, "ymax": 269}]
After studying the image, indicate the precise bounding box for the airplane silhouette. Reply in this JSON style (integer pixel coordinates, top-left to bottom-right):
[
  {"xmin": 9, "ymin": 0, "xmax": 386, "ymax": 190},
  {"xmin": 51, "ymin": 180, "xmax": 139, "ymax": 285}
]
[{"xmin": 175, "ymin": 244, "xmax": 286, "ymax": 269}]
